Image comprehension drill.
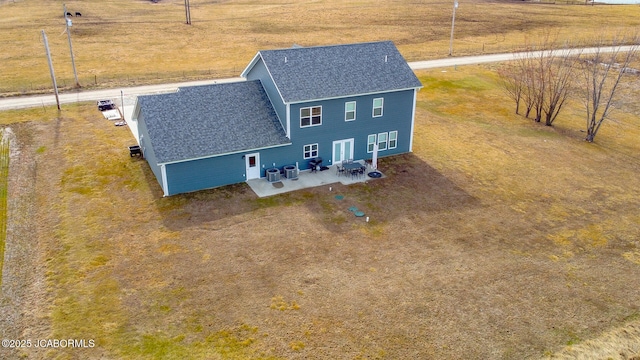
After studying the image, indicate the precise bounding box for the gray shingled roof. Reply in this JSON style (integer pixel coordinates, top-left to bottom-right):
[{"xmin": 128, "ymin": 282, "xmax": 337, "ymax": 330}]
[
  {"xmin": 255, "ymin": 41, "xmax": 423, "ymax": 103},
  {"xmin": 138, "ymin": 80, "xmax": 290, "ymax": 164}
]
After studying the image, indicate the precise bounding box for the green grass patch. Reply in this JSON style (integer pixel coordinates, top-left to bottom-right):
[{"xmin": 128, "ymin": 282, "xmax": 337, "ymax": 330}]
[{"xmin": 120, "ymin": 324, "xmax": 278, "ymax": 360}]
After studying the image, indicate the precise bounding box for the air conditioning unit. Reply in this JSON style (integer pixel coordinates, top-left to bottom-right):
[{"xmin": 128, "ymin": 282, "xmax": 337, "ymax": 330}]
[
  {"xmin": 266, "ymin": 168, "xmax": 280, "ymax": 182},
  {"xmin": 284, "ymin": 165, "xmax": 298, "ymax": 179}
]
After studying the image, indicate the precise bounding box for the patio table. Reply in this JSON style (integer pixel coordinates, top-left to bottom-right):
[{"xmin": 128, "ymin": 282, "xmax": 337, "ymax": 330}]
[{"xmin": 343, "ymin": 162, "xmax": 366, "ymax": 178}]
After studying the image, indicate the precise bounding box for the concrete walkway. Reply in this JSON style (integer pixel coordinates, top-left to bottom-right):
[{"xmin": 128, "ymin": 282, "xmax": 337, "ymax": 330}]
[{"xmin": 247, "ymin": 163, "xmax": 384, "ymax": 197}]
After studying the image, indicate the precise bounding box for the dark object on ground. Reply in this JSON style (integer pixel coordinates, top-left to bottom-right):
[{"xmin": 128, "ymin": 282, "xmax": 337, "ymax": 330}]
[
  {"xmin": 129, "ymin": 145, "xmax": 142, "ymax": 157},
  {"xmin": 97, "ymin": 100, "xmax": 115, "ymax": 111},
  {"xmin": 75, "ymin": 12, "xmax": 82, "ymax": 16},
  {"xmin": 368, "ymin": 171, "xmax": 382, "ymax": 178},
  {"xmin": 309, "ymin": 157, "xmax": 323, "ymax": 173},
  {"xmin": 66, "ymin": 12, "xmax": 72, "ymax": 17}
]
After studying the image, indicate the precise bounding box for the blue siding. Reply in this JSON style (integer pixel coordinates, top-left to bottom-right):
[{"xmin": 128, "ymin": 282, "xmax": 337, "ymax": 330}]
[
  {"xmin": 138, "ymin": 88, "xmax": 416, "ymax": 196},
  {"xmin": 135, "ymin": 111, "xmax": 165, "ymax": 193},
  {"xmin": 288, "ymin": 89, "xmax": 416, "ymax": 168},
  {"xmin": 253, "ymin": 144, "xmax": 298, "ymax": 172},
  {"xmin": 245, "ymin": 58, "xmax": 287, "ymax": 132},
  {"xmin": 163, "ymin": 144, "xmax": 293, "ymax": 195},
  {"xmin": 165, "ymin": 155, "xmax": 246, "ymax": 195}
]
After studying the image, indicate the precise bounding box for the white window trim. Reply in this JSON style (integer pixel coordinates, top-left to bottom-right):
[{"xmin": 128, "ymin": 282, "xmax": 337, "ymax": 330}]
[
  {"xmin": 372, "ymin": 98, "xmax": 384, "ymax": 118},
  {"xmin": 377, "ymin": 132, "xmax": 388, "ymax": 150},
  {"xmin": 345, "ymin": 101, "xmax": 356, "ymax": 122},
  {"xmin": 389, "ymin": 130, "xmax": 398, "ymax": 149},
  {"xmin": 367, "ymin": 134, "xmax": 376, "ymax": 153},
  {"xmin": 368, "ymin": 131, "xmax": 398, "ymax": 153},
  {"xmin": 300, "ymin": 106, "xmax": 322, "ymax": 128},
  {"xmin": 303, "ymin": 143, "xmax": 319, "ymax": 159}
]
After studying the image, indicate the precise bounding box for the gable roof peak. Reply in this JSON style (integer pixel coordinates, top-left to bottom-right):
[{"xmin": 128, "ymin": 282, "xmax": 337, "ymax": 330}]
[{"xmin": 244, "ymin": 40, "xmax": 422, "ymax": 103}]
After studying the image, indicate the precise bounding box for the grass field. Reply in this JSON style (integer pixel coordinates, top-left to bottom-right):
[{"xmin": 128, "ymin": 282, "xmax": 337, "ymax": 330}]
[
  {"xmin": 2, "ymin": 0, "xmax": 640, "ymax": 358},
  {"xmin": 1, "ymin": 0, "xmax": 640, "ymax": 94},
  {"xmin": 0, "ymin": 64, "xmax": 639, "ymax": 359},
  {"xmin": 0, "ymin": 131, "xmax": 8, "ymax": 284}
]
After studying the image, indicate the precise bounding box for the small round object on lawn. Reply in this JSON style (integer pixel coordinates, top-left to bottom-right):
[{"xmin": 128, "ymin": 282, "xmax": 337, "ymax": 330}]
[{"xmin": 354, "ymin": 211, "xmax": 365, "ymax": 217}]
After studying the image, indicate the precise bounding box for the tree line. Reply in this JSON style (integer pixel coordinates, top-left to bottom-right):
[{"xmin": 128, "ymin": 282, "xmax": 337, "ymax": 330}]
[{"xmin": 498, "ymin": 35, "xmax": 639, "ymax": 142}]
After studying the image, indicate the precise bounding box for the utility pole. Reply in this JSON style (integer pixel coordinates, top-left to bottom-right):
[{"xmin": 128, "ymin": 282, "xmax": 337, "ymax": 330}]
[
  {"xmin": 449, "ymin": 0, "xmax": 458, "ymax": 56},
  {"xmin": 184, "ymin": 0, "xmax": 191, "ymax": 25},
  {"xmin": 41, "ymin": 30, "xmax": 61, "ymax": 110},
  {"xmin": 64, "ymin": 4, "xmax": 80, "ymax": 87},
  {"xmin": 121, "ymin": 90, "xmax": 125, "ymax": 121}
]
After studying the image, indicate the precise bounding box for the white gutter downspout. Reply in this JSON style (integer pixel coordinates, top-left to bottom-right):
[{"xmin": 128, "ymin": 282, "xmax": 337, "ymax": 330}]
[
  {"xmin": 409, "ymin": 88, "xmax": 418, "ymax": 152},
  {"xmin": 160, "ymin": 164, "xmax": 169, "ymax": 197},
  {"xmin": 286, "ymin": 103, "xmax": 291, "ymax": 139}
]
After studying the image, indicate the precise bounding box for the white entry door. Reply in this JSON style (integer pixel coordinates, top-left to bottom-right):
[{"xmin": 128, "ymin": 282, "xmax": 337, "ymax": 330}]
[
  {"xmin": 332, "ymin": 138, "xmax": 354, "ymax": 164},
  {"xmin": 245, "ymin": 152, "xmax": 260, "ymax": 180}
]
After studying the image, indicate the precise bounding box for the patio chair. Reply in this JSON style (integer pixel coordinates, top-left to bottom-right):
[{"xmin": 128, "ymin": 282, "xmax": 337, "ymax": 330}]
[{"xmin": 336, "ymin": 164, "xmax": 345, "ymax": 177}]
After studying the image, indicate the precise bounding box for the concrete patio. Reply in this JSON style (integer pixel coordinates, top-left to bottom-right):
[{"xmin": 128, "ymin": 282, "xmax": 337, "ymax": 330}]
[{"xmin": 247, "ymin": 162, "xmax": 385, "ymax": 197}]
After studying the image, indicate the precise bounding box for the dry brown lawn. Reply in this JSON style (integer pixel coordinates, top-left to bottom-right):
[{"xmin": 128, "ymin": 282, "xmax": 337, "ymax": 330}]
[
  {"xmin": 2, "ymin": 0, "xmax": 640, "ymax": 358},
  {"xmin": 1, "ymin": 0, "xmax": 640, "ymax": 94},
  {"xmin": 0, "ymin": 64, "xmax": 639, "ymax": 359}
]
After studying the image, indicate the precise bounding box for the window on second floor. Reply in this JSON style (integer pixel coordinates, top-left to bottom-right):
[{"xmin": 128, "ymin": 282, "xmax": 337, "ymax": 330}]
[
  {"xmin": 372, "ymin": 98, "xmax": 384, "ymax": 117},
  {"xmin": 345, "ymin": 101, "xmax": 356, "ymax": 121},
  {"xmin": 300, "ymin": 106, "xmax": 322, "ymax": 127}
]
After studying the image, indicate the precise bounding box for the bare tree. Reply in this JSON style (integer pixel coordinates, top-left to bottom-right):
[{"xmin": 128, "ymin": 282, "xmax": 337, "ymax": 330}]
[
  {"xmin": 520, "ymin": 54, "xmax": 536, "ymax": 119},
  {"xmin": 498, "ymin": 64, "xmax": 524, "ymax": 115},
  {"xmin": 531, "ymin": 48, "xmax": 548, "ymax": 123},
  {"xmin": 542, "ymin": 49, "xmax": 578, "ymax": 126},
  {"xmin": 503, "ymin": 34, "xmax": 576, "ymax": 125},
  {"xmin": 579, "ymin": 38, "xmax": 639, "ymax": 142}
]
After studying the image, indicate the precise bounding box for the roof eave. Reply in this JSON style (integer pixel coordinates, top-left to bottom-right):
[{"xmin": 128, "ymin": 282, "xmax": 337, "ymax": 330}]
[
  {"xmin": 284, "ymin": 85, "xmax": 424, "ymax": 105},
  {"xmin": 240, "ymin": 52, "xmax": 262, "ymax": 78},
  {"xmin": 157, "ymin": 142, "xmax": 292, "ymax": 166}
]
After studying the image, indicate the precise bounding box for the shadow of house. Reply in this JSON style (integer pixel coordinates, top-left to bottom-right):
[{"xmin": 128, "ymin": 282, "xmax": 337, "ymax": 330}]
[
  {"xmin": 153, "ymin": 153, "xmax": 478, "ymax": 233},
  {"xmin": 298, "ymin": 153, "xmax": 480, "ymax": 232}
]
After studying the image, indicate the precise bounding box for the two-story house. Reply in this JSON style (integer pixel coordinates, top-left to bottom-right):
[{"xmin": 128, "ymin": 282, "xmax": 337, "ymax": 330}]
[{"xmin": 132, "ymin": 41, "xmax": 422, "ymax": 196}]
